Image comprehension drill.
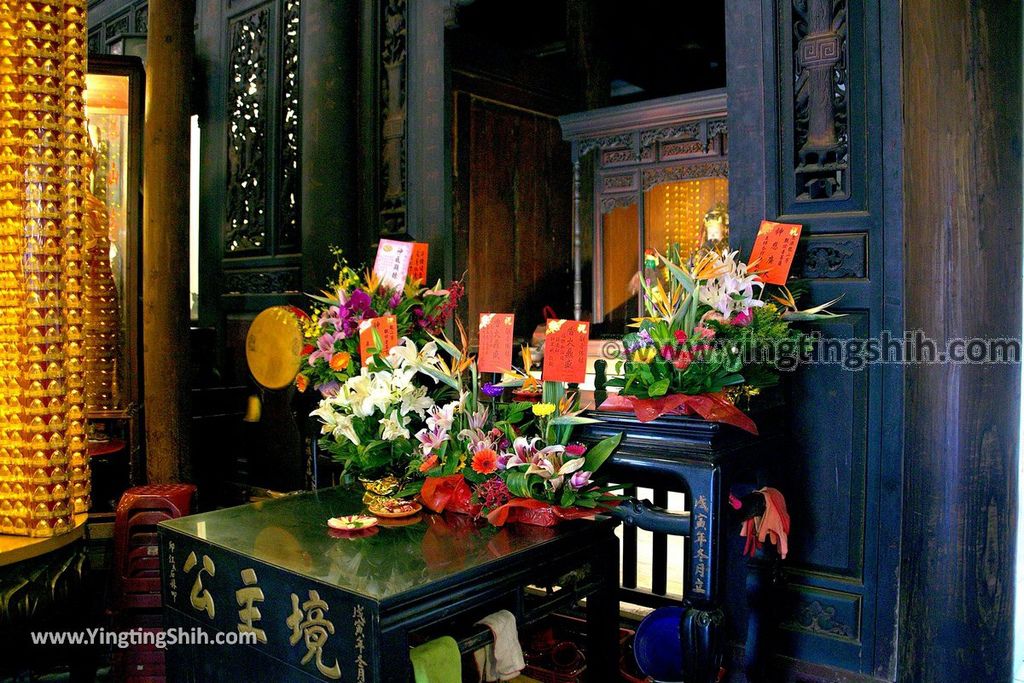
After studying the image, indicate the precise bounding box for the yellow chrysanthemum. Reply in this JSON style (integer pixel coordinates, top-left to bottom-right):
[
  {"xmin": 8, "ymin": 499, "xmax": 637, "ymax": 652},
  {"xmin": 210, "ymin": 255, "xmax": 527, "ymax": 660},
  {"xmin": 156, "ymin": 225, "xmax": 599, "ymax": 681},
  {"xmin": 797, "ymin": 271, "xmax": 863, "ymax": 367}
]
[{"xmin": 531, "ymin": 403, "xmax": 556, "ymax": 417}]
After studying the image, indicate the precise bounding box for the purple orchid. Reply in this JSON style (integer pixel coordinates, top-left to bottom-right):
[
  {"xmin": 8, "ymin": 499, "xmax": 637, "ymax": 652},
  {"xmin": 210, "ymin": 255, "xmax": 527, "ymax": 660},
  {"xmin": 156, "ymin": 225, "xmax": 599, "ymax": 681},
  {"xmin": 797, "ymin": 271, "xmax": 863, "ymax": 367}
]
[{"xmin": 481, "ymin": 382, "xmax": 503, "ymax": 398}]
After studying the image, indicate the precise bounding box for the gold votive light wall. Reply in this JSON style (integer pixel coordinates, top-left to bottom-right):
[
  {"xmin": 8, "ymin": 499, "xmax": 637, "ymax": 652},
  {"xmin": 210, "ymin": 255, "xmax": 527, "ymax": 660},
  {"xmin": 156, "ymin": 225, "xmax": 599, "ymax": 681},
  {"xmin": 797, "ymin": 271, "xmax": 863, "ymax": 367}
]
[{"xmin": 0, "ymin": 0, "xmax": 90, "ymax": 537}]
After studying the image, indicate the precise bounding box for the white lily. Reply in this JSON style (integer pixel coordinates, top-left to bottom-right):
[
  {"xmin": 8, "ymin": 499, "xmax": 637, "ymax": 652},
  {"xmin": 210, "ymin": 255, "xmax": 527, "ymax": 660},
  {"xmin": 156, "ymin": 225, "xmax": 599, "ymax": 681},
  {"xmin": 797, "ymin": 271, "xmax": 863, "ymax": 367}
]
[{"xmin": 380, "ymin": 411, "xmax": 410, "ymax": 441}]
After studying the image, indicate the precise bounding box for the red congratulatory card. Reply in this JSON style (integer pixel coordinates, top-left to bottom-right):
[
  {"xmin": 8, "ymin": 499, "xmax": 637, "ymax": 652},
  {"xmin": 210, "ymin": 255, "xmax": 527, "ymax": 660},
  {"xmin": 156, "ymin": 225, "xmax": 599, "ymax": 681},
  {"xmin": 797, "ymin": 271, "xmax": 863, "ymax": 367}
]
[
  {"xmin": 748, "ymin": 220, "xmax": 802, "ymax": 285},
  {"xmin": 409, "ymin": 242, "xmax": 429, "ymax": 284},
  {"xmin": 358, "ymin": 315, "xmax": 399, "ymax": 365},
  {"xmin": 478, "ymin": 314, "xmax": 515, "ymax": 373},
  {"xmin": 542, "ymin": 319, "xmax": 590, "ymax": 384}
]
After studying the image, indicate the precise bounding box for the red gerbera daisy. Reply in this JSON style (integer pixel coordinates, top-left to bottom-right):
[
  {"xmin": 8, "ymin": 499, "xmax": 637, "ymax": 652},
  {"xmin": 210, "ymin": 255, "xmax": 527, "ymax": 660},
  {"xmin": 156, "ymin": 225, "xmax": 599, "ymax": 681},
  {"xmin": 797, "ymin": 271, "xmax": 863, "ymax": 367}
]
[{"xmin": 471, "ymin": 448, "xmax": 498, "ymax": 475}]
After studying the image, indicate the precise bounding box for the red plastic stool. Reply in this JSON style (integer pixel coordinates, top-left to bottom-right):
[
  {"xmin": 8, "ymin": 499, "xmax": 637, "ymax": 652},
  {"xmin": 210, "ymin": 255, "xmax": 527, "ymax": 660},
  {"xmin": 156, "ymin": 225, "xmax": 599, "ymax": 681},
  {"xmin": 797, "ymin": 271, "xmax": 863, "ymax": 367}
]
[{"xmin": 113, "ymin": 484, "xmax": 197, "ymax": 611}]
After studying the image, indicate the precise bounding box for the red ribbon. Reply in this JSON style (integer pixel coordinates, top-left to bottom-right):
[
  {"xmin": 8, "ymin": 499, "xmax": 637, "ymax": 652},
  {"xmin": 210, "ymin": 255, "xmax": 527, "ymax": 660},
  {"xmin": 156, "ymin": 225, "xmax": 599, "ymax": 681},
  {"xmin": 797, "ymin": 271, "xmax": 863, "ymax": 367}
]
[
  {"xmin": 486, "ymin": 498, "xmax": 598, "ymax": 527},
  {"xmin": 598, "ymin": 392, "xmax": 758, "ymax": 435},
  {"xmin": 419, "ymin": 475, "xmax": 481, "ymax": 516}
]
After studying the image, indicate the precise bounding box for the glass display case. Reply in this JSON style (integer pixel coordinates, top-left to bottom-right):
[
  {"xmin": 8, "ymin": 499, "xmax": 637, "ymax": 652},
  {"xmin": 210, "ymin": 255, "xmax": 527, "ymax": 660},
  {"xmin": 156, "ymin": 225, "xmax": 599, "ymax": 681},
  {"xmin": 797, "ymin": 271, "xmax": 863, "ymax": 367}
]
[
  {"xmin": 84, "ymin": 55, "xmax": 145, "ymax": 511},
  {"xmin": 559, "ymin": 91, "xmax": 730, "ymax": 332}
]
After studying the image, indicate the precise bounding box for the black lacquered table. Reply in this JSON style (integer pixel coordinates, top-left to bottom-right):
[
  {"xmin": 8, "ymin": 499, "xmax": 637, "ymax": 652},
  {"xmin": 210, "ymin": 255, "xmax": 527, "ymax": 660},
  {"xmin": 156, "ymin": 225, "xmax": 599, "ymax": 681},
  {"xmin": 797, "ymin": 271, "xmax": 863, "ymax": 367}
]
[{"xmin": 158, "ymin": 486, "xmax": 620, "ymax": 682}]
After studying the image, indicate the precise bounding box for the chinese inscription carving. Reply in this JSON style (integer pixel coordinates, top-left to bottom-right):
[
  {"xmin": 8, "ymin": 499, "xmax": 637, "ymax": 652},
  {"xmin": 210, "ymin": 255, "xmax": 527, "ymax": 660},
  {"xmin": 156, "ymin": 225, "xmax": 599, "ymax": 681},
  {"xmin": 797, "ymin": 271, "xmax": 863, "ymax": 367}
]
[
  {"xmin": 287, "ymin": 590, "xmax": 342, "ymax": 679},
  {"xmin": 183, "ymin": 551, "xmax": 216, "ymax": 619},
  {"xmin": 236, "ymin": 568, "xmax": 267, "ymax": 644}
]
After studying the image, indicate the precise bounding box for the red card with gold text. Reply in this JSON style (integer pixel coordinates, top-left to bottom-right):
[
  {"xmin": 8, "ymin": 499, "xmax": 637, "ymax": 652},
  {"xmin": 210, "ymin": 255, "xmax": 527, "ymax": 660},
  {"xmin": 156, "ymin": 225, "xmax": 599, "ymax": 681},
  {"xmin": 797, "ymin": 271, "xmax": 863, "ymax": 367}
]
[
  {"xmin": 542, "ymin": 319, "xmax": 590, "ymax": 384},
  {"xmin": 358, "ymin": 315, "xmax": 399, "ymax": 365},
  {"xmin": 478, "ymin": 314, "xmax": 515, "ymax": 373},
  {"xmin": 409, "ymin": 242, "xmax": 429, "ymax": 284},
  {"xmin": 748, "ymin": 220, "xmax": 803, "ymax": 285}
]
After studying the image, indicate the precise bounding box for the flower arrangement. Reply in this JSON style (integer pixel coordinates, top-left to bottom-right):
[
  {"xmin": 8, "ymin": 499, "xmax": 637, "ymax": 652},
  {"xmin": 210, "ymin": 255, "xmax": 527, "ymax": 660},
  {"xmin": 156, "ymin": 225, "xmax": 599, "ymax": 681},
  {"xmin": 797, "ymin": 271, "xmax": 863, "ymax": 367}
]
[
  {"xmin": 298, "ymin": 249, "xmax": 464, "ymax": 476},
  {"xmin": 309, "ymin": 340, "xmax": 437, "ymax": 475},
  {"xmin": 398, "ymin": 324, "xmax": 623, "ymax": 526},
  {"xmin": 299, "ymin": 249, "xmax": 623, "ymax": 527},
  {"xmin": 297, "ymin": 248, "xmax": 463, "ymax": 398},
  {"xmin": 604, "ymin": 246, "xmax": 840, "ymax": 431}
]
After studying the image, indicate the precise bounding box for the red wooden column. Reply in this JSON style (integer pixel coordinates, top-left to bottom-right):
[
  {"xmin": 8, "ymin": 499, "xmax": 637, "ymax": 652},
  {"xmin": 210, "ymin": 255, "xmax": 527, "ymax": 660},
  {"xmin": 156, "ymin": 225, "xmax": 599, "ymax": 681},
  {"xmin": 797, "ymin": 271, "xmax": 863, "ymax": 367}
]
[{"xmin": 142, "ymin": 0, "xmax": 195, "ymax": 483}]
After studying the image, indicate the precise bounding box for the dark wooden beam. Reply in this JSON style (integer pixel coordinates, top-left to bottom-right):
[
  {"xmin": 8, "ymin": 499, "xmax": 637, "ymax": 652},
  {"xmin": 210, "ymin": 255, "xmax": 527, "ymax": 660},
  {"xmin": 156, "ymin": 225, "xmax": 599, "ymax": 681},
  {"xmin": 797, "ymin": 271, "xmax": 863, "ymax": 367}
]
[
  {"xmin": 142, "ymin": 0, "xmax": 195, "ymax": 483},
  {"xmin": 900, "ymin": 1, "xmax": 1021, "ymax": 680},
  {"xmin": 565, "ymin": 0, "xmax": 608, "ymax": 110}
]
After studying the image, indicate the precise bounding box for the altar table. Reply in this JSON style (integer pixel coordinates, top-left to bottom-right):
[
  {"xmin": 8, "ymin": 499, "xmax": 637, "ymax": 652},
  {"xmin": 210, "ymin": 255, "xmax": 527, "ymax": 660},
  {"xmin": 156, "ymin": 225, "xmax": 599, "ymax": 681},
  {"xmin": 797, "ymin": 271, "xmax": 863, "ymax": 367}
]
[{"xmin": 159, "ymin": 486, "xmax": 620, "ymax": 682}]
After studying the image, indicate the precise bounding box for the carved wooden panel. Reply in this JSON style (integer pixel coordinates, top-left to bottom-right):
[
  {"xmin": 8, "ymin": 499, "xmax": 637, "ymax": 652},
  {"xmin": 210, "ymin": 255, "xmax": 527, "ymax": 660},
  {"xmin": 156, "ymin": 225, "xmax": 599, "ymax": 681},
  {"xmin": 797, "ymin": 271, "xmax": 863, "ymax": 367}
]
[
  {"xmin": 793, "ymin": 0, "xmax": 849, "ymax": 201},
  {"xmin": 105, "ymin": 10, "xmax": 130, "ymax": 42},
  {"xmin": 278, "ymin": 0, "xmax": 301, "ymax": 251},
  {"xmin": 641, "ymin": 160, "xmax": 728, "ymax": 192},
  {"xmin": 779, "ymin": 587, "xmax": 862, "ymax": 644},
  {"xmin": 380, "ymin": 0, "xmax": 407, "ymax": 235},
  {"xmin": 88, "ymin": 28, "xmax": 102, "ymax": 54},
  {"xmin": 600, "ymin": 193, "xmax": 638, "ymax": 214},
  {"xmin": 601, "ymin": 171, "xmax": 638, "ymax": 193},
  {"xmin": 134, "ymin": 3, "xmax": 148, "ymax": 33},
  {"xmin": 222, "ymin": 268, "xmax": 302, "ymax": 295},
  {"xmin": 794, "ymin": 233, "xmax": 867, "ymax": 279},
  {"xmin": 87, "ymin": 0, "xmax": 151, "ymax": 54},
  {"xmin": 660, "ymin": 139, "xmax": 709, "ymax": 161},
  {"xmin": 730, "ymin": 0, "xmax": 899, "ymax": 675},
  {"xmin": 579, "ymin": 132, "xmax": 636, "ymax": 160},
  {"xmin": 225, "ymin": 6, "xmax": 270, "ymax": 254}
]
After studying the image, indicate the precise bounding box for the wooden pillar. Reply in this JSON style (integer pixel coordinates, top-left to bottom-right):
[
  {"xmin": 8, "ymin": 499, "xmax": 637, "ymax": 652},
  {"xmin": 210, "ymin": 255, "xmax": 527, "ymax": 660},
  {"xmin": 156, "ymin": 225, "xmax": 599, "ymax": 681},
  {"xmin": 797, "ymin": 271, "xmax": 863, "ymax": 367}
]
[
  {"xmin": 300, "ymin": 0, "xmax": 358, "ymax": 292},
  {"xmin": 900, "ymin": 1, "xmax": 1021, "ymax": 680},
  {"xmin": 142, "ymin": 0, "xmax": 195, "ymax": 483}
]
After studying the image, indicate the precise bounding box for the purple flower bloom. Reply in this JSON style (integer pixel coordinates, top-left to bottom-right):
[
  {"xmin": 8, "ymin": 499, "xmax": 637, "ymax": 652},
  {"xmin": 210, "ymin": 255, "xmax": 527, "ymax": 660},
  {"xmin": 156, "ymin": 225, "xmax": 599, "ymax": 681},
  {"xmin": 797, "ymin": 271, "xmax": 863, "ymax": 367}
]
[
  {"xmin": 481, "ymin": 383, "xmax": 503, "ymax": 398},
  {"xmin": 388, "ymin": 291, "xmax": 402, "ymax": 309},
  {"xmin": 316, "ymin": 380, "xmax": 341, "ymax": 398},
  {"xmin": 565, "ymin": 443, "xmax": 587, "ymax": 457},
  {"xmin": 349, "ymin": 289, "xmax": 372, "ymax": 313},
  {"xmin": 569, "ymin": 470, "xmax": 592, "ymax": 490}
]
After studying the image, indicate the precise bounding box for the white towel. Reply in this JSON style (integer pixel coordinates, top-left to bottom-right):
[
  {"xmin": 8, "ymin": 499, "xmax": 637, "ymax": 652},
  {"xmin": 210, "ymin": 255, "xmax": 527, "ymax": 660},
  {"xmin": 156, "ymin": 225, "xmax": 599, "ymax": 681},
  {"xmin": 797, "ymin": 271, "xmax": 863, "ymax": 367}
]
[{"xmin": 473, "ymin": 609, "xmax": 526, "ymax": 682}]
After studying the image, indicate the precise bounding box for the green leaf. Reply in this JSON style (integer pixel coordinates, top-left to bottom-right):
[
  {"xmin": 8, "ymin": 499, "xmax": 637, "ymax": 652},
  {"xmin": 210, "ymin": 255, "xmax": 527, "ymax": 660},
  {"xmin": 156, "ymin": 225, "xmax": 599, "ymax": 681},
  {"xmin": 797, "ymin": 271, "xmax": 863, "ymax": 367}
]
[
  {"xmin": 583, "ymin": 432, "xmax": 622, "ymax": 473},
  {"xmin": 549, "ymin": 415, "xmax": 601, "ymax": 426},
  {"xmin": 504, "ymin": 469, "xmax": 532, "ymax": 498},
  {"xmin": 306, "ymin": 292, "xmax": 338, "ymax": 305},
  {"xmin": 661, "ymin": 257, "xmax": 696, "ymax": 293},
  {"xmin": 542, "ymin": 381, "xmax": 564, "ymax": 405},
  {"xmin": 647, "ymin": 378, "xmax": 670, "ymax": 397},
  {"xmin": 411, "ymin": 363, "xmax": 461, "ymax": 390},
  {"xmin": 560, "ymin": 486, "xmax": 575, "ymax": 507},
  {"xmin": 430, "ymin": 333, "xmax": 461, "ymax": 360}
]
